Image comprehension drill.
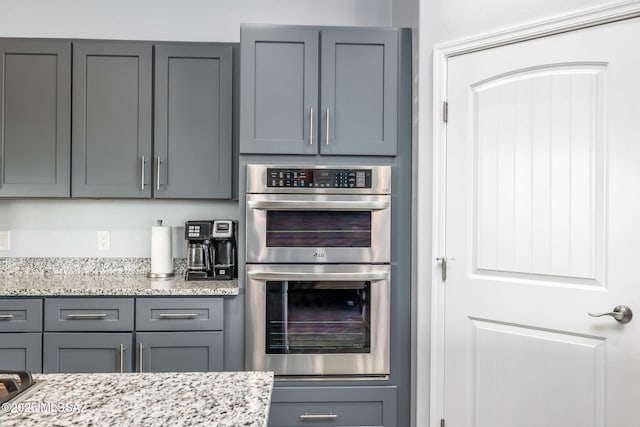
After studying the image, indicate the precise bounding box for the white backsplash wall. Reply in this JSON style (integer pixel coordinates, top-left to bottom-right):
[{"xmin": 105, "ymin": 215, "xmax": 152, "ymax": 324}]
[{"xmin": 0, "ymin": 200, "xmax": 238, "ymax": 258}]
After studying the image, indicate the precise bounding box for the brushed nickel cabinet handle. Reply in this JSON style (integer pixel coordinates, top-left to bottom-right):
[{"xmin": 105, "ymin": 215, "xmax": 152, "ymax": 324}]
[
  {"xmin": 309, "ymin": 107, "xmax": 314, "ymax": 145},
  {"xmin": 325, "ymin": 108, "xmax": 330, "ymax": 145},
  {"xmin": 300, "ymin": 413, "xmax": 338, "ymax": 420},
  {"xmin": 158, "ymin": 313, "xmax": 199, "ymax": 319},
  {"xmin": 156, "ymin": 156, "xmax": 161, "ymax": 191},
  {"xmin": 139, "ymin": 342, "xmax": 143, "ymax": 372},
  {"xmin": 119, "ymin": 344, "xmax": 125, "ymax": 373},
  {"xmin": 141, "ymin": 155, "xmax": 146, "ymax": 190},
  {"xmin": 66, "ymin": 313, "xmax": 108, "ymax": 319},
  {"xmin": 0, "ymin": 314, "xmax": 15, "ymax": 320}
]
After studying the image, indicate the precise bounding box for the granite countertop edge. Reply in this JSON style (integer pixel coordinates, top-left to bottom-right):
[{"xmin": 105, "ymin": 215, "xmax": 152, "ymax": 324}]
[{"xmin": 0, "ymin": 275, "xmax": 239, "ymax": 297}]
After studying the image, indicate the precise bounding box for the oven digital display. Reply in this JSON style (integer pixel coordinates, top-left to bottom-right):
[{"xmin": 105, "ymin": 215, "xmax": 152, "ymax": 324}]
[{"xmin": 266, "ymin": 168, "xmax": 372, "ymax": 188}]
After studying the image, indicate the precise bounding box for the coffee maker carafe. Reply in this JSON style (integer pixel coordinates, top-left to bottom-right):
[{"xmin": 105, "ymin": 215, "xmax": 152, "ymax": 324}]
[
  {"xmin": 185, "ymin": 220, "xmax": 215, "ymax": 280},
  {"xmin": 212, "ymin": 220, "xmax": 238, "ymax": 280}
]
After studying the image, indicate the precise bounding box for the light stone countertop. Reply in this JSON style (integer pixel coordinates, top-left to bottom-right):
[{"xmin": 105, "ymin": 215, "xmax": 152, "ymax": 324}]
[
  {"xmin": 0, "ymin": 371, "xmax": 273, "ymax": 426},
  {"xmin": 0, "ymin": 257, "xmax": 239, "ymax": 297},
  {"xmin": 0, "ymin": 275, "xmax": 239, "ymax": 297}
]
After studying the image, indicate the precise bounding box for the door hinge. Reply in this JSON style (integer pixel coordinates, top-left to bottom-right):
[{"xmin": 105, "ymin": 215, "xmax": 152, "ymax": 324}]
[
  {"xmin": 443, "ymin": 101, "xmax": 448, "ymax": 123},
  {"xmin": 441, "ymin": 419, "xmax": 445, "ymax": 427},
  {"xmin": 436, "ymin": 257, "xmax": 447, "ymax": 282}
]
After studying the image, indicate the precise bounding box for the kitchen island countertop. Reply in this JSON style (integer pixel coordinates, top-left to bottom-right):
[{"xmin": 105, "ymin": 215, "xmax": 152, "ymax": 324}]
[
  {"xmin": 0, "ymin": 371, "xmax": 273, "ymax": 426},
  {"xmin": 0, "ymin": 274, "xmax": 238, "ymax": 297}
]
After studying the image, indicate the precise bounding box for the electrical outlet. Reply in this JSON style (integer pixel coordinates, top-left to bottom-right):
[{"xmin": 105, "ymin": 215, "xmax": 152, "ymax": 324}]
[
  {"xmin": 0, "ymin": 231, "xmax": 10, "ymax": 251},
  {"xmin": 97, "ymin": 231, "xmax": 111, "ymax": 250}
]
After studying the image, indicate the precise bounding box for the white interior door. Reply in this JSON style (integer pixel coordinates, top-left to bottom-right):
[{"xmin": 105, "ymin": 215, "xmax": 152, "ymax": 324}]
[{"xmin": 443, "ymin": 18, "xmax": 640, "ymax": 427}]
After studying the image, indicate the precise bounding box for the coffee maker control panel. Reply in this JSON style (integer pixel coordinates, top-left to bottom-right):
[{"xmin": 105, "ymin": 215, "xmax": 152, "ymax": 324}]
[
  {"xmin": 212, "ymin": 220, "xmax": 233, "ymax": 239},
  {"xmin": 185, "ymin": 221, "xmax": 213, "ymax": 240}
]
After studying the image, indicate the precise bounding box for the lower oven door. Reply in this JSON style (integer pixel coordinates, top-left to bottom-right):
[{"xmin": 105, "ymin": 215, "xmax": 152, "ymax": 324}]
[{"xmin": 245, "ymin": 264, "xmax": 390, "ymax": 378}]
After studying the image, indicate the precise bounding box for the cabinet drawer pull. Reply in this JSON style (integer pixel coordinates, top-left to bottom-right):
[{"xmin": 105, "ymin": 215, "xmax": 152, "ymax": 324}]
[
  {"xmin": 66, "ymin": 313, "xmax": 108, "ymax": 319},
  {"xmin": 0, "ymin": 314, "xmax": 15, "ymax": 320},
  {"xmin": 157, "ymin": 313, "xmax": 199, "ymax": 319},
  {"xmin": 300, "ymin": 413, "xmax": 338, "ymax": 421}
]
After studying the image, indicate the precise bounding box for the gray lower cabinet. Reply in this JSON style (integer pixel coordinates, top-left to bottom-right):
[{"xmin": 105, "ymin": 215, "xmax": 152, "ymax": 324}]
[
  {"xmin": 0, "ymin": 39, "xmax": 71, "ymax": 197},
  {"xmin": 240, "ymin": 25, "xmax": 397, "ymax": 156},
  {"xmin": 135, "ymin": 298, "xmax": 224, "ymax": 373},
  {"xmin": 72, "ymin": 41, "xmax": 153, "ymax": 198},
  {"xmin": 6, "ymin": 297, "xmax": 225, "ymax": 373},
  {"xmin": 154, "ymin": 44, "xmax": 233, "ymax": 199},
  {"xmin": 269, "ymin": 386, "xmax": 397, "ymax": 427},
  {"xmin": 136, "ymin": 332, "xmax": 223, "ymax": 372},
  {"xmin": 43, "ymin": 332, "xmax": 133, "ymax": 373},
  {"xmin": 0, "ymin": 333, "xmax": 42, "ymax": 373}
]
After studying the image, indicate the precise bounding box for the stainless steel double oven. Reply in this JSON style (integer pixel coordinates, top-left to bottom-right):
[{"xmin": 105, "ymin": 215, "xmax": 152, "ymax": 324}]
[{"xmin": 244, "ymin": 164, "xmax": 391, "ymax": 379}]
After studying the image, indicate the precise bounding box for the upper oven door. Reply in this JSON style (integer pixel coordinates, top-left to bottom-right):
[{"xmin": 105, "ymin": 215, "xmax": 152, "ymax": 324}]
[{"xmin": 246, "ymin": 193, "xmax": 391, "ymax": 264}]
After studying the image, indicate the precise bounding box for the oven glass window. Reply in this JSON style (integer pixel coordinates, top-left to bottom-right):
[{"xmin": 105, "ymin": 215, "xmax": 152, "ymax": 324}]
[
  {"xmin": 266, "ymin": 211, "xmax": 371, "ymax": 247},
  {"xmin": 266, "ymin": 281, "xmax": 371, "ymax": 354}
]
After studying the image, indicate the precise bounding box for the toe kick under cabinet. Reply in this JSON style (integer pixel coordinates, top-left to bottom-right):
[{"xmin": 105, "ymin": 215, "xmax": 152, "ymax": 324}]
[{"xmin": 38, "ymin": 297, "xmax": 223, "ymax": 373}]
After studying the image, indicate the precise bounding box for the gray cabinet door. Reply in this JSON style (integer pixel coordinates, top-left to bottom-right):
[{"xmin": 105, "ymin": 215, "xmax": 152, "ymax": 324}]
[
  {"xmin": 136, "ymin": 332, "xmax": 223, "ymax": 372},
  {"xmin": 0, "ymin": 333, "xmax": 42, "ymax": 373},
  {"xmin": 154, "ymin": 44, "xmax": 233, "ymax": 199},
  {"xmin": 43, "ymin": 333, "xmax": 133, "ymax": 373},
  {"xmin": 240, "ymin": 26, "xmax": 319, "ymax": 155},
  {"xmin": 72, "ymin": 42, "xmax": 152, "ymax": 198},
  {"xmin": 0, "ymin": 39, "xmax": 70, "ymax": 197},
  {"xmin": 320, "ymin": 29, "xmax": 398, "ymax": 156}
]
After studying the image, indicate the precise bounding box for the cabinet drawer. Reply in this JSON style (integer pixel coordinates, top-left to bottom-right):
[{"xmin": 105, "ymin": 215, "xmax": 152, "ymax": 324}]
[
  {"xmin": 270, "ymin": 386, "xmax": 397, "ymax": 427},
  {"xmin": 0, "ymin": 299, "xmax": 42, "ymax": 332},
  {"xmin": 136, "ymin": 298, "xmax": 223, "ymax": 331},
  {"xmin": 44, "ymin": 298, "xmax": 134, "ymax": 331}
]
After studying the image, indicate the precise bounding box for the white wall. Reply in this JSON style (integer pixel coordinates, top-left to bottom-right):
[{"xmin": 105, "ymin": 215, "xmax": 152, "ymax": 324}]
[
  {"xmin": 0, "ymin": 0, "xmax": 393, "ymax": 258},
  {"xmin": 0, "ymin": 0, "xmax": 392, "ymax": 41},
  {"xmin": 415, "ymin": 0, "xmax": 627, "ymax": 426}
]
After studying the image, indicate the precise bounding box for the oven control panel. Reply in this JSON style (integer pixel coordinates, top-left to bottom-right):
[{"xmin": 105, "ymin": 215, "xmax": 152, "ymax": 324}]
[{"xmin": 266, "ymin": 168, "xmax": 372, "ymax": 188}]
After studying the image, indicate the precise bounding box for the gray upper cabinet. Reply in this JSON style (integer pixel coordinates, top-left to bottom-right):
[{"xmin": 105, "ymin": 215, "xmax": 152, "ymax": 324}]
[
  {"xmin": 0, "ymin": 39, "xmax": 71, "ymax": 197},
  {"xmin": 240, "ymin": 26, "xmax": 319, "ymax": 155},
  {"xmin": 320, "ymin": 28, "xmax": 397, "ymax": 156},
  {"xmin": 72, "ymin": 41, "xmax": 153, "ymax": 198},
  {"xmin": 154, "ymin": 44, "xmax": 233, "ymax": 198},
  {"xmin": 240, "ymin": 25, "xmax": 398, "ymax": 156}
]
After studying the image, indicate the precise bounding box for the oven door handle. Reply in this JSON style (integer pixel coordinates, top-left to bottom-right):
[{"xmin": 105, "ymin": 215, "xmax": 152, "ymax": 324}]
[
  {"xmin": 246, "ymin": 200, "xmax": 389, "ymax": 211},
  {"xmin": 247, "ymin": 270, "xmax": 390, "ymax": 281}
]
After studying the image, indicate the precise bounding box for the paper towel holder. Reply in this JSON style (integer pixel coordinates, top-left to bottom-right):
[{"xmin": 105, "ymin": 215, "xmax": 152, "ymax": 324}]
[{"xmin": 147, "ymin": 219, "xmax": 175, "ymax": 278}]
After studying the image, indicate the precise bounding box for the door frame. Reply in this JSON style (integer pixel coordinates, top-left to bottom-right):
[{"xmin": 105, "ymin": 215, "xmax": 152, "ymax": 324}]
[{"xmin": 424, "ymin": 2, "xmax": 640, "ymax": 426}]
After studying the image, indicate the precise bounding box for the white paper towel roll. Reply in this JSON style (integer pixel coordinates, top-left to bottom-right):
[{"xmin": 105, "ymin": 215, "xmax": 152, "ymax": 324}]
[{"xmin": 150, "ymin": 220, "xmax": 173, "ymax": 275}]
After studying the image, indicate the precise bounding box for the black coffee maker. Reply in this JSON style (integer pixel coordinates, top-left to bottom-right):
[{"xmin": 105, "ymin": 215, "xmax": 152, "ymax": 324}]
[
  {"xmin": 185, "ymin": 220, "xmax": 215, "ymax": 280},
  {"xmin": 184, "ymin": 219, "xmax": 237, "ymax": 281},
  {"xmin": 211, "ymin": 220, "xmax": 238, "ymax": 280}
]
